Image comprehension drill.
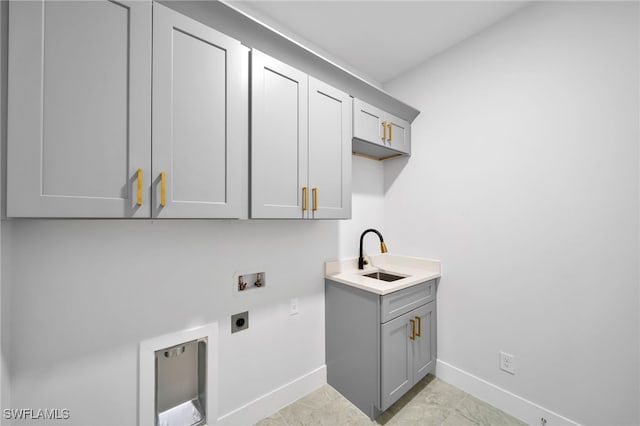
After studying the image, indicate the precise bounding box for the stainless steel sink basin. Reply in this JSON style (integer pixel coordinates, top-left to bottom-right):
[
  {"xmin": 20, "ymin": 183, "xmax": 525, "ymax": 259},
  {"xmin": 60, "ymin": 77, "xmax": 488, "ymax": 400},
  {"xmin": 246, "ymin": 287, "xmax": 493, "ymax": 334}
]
[{"xmin": 362, "ymin": 271, "xmax": 405, "ymax": 282}]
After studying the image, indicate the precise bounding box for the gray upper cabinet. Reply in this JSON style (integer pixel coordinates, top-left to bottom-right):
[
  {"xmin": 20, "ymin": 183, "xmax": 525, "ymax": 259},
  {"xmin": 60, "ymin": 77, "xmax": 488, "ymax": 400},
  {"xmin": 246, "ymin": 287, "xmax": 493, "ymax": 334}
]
[
  {"xmin": 353, "ymin": 98, "xmax": 411, "ymax": 159},
  {"xmin": 385, "ymin": 112, "xmax": 411, "ymax": 155},
  {"xmin": 152, "ymin": 3, "xmax": 246, "ymax": 218},
  {"xmin": 353, "ymin": 99, "xmax": 385, "ymax": 144},
  {"xmin": 7, "ymin": 0, "xmax": 152, "ymax": 217},
  {"xmin": 7, "ymin": 1, "xmax": 246, "ymax": 219},
  {"xmin": 308, "ymin": 78, "xmax": 352, "ymax": 219},
  {"xmin": 251, "ymin": 49, "xmax": 308, "ymax": 219},
  {"xmin": 251, "ymin": 50, "xmax": 352, "ymax": 219}
]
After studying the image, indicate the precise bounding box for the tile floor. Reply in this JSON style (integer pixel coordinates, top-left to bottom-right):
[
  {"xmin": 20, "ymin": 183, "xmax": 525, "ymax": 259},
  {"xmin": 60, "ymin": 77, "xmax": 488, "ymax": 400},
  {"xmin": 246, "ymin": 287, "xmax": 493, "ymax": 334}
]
[{"xmin": 255, "ymin": 375, "xmax": 527, "ymax": 426}]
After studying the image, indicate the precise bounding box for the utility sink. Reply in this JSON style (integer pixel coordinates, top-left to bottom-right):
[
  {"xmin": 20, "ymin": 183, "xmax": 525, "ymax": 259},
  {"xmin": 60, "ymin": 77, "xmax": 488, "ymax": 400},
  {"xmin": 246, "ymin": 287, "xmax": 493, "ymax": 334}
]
[
  {"xmin": 362, "ymin": 271, "xmax": 406, "ymax": 282},
  {"xmin": 325, "ymin": 254, "xmax": 441, "ymax": 295}
]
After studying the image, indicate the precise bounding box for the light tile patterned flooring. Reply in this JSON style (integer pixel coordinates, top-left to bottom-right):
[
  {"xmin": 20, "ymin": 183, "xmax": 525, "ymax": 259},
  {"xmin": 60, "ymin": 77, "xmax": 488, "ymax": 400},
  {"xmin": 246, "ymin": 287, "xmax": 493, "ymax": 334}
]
[{"xmin": 255, "ymin": 375, "xmax": 527, "ymax": 426}]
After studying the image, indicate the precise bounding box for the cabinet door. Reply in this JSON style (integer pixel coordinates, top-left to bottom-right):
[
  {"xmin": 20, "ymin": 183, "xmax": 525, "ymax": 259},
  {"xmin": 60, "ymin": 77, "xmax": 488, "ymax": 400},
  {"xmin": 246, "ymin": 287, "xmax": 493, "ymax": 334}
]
[
  {"xmin": 7, "ymin": 0, "xmax": 151, "ymax": 217},
  {"xmin": 380, "ymin": 311, "xmax": 413, "ymax": 411},
  {"xmin": 251, "ymin": 50, "xmax": 308, "ymax": 218},
  {"xmin": 385, "ymin": 112, "xmax": 411, "ymax": 155},
  {"xmin": 152, "ymin": 4, "xmax": 245, "ymax": 218},
  {"xmin": 353, "ymin": 98, "xmax": 385, "ymax": 146},
  {"xmin": 412, "ymin": 302, "xmax": 436, "ymax": 383},
  {"xmin": 308, "ymin": 78, "xmax": 352, "ymax": 219}
]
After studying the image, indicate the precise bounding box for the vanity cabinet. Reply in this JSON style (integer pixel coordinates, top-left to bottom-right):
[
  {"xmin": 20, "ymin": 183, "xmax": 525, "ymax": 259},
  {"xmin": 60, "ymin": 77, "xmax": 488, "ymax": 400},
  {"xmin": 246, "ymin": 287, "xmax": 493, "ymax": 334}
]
[
  {"xmin": 251, "ymin": 50, "xmax": 352, "ymax": 219},
  {"xmin": 353, "ymin": 98, "xmax": 411, "ymax": 159},
  {"xmin": 381, "ymin": 300, "xmax": 436, "ymax": 410},
  {"xmin": 7, "ymin": 1, "xmax": 246, "ymax": 218},
  {"xmin": 7, "ymin": 0, "xmax": 152, "ymax": 217},
  {"xmin": 325, "ymin": 278, "xmax": 436, "ymax": 419}
]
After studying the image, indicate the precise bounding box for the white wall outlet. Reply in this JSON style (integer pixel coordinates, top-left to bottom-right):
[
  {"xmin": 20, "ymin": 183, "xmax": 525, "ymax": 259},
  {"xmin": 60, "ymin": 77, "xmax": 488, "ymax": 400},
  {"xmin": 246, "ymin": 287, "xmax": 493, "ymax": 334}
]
[
  {"xmin": 499, "ymin": 351, "xmax": 515, "ymax": 374},
  {"xmin": 290, "ymin": 298, "xmax": 299, "ymax": 316}
]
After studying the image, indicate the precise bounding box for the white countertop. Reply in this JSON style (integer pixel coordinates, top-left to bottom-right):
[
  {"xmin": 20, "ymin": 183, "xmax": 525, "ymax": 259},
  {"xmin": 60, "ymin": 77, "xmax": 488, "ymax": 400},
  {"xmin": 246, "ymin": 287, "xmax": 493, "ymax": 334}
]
[{"xmin": 325, "ymin": 254, "xmax": 441, "ymax": 295}]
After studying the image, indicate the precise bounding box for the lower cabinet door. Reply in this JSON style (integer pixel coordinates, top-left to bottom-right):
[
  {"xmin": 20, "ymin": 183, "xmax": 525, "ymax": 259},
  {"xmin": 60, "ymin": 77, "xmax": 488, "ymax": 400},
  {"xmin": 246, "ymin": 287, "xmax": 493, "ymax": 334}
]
[
  {"xmin": 412, "ymin": 302, "xmax": 436, "ymax": 383},
  {"xmin": 380, "ymin": 311, "xmax": 413, "ymax": 411}
]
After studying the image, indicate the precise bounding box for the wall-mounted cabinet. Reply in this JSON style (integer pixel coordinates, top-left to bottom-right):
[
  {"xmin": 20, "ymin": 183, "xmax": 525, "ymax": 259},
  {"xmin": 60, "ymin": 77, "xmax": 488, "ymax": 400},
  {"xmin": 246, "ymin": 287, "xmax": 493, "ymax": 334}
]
[
  {"xmin": 308, "ymin": 78, "xmax": 352, "ymax": 219},
  {"xmin": 6, "ymin": 1, "xmax": 412, "ymax": 219},
  {"xmin": 7, "ymin": 1, "xmax": 246, "ymax": 218},
  {"xmin": 152, "ymin": 3, "xmax": 246, "ymax": 218},
  {"xmin": 251, "ymin": 50, "xmax": 351, "ymax": 219},
  {"xmin": 7, "ymin": 0, "xmax": 152, "ymax": 217},
  {"xmin": 353, "ymin": 98, "xmax": 411, "ymax": 160}
]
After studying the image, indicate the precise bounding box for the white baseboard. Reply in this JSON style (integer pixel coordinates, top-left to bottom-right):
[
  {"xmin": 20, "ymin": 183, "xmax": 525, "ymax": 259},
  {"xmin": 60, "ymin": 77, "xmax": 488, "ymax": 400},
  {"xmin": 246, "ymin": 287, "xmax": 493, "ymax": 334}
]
[
  {"xmin": 217, "ymin": 365, "xmax": 326, "ymax": 426},
  {"xmin": 436, "ymin": 360, "xmax": 580, "ymax": 426}
]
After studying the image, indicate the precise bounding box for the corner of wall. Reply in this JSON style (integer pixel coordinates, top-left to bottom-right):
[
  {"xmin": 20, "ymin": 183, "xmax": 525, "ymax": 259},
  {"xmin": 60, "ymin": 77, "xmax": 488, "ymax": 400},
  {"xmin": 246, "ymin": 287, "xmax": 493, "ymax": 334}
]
[{"xmin": 379, "ymin": 2, "xmax": 640, "ymax": 425}]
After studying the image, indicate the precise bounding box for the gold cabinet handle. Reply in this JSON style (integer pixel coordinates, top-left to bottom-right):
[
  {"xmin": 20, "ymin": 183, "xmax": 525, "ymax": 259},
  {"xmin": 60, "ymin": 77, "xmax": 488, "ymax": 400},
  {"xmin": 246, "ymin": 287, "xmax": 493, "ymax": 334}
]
[
  {"xmin": 136, "ymin": 169, "xmax": 143, "ymax": 206},
  {"xmin": 387, "ymin": 122, "xmax": 393, "ymax": 142},
  {"xmin": 415, "ymin": 316, "xmax": 421, "ymax": 337},
  {"xmin": 381, "ymin": 121, "xmax": 388, "ymax": 141},
  {"xmin": 409, "ymin": 319, "xmax": 416, "ymax": 341},
  {"xmin": 302, "ymin": 187, "xmax": 308, "ymax": 211},
  {"xmin": 160, "ymin": 171, "xmax": 166, "ymax": 207},
  {"xmin": 312, "ymin": 187, "xmax": 318, "ymax": 211}
]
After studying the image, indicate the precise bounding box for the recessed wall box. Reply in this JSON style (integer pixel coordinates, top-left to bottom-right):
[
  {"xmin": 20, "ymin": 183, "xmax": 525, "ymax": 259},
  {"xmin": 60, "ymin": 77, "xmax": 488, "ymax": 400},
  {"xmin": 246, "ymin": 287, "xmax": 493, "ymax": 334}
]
[
  {"xmin": 155, "ymin": 338, "xmax": 207, "ymax": 426},
  {"xmin": 234, "ymin": 272, "xmax": 266, "ymax": 293}
]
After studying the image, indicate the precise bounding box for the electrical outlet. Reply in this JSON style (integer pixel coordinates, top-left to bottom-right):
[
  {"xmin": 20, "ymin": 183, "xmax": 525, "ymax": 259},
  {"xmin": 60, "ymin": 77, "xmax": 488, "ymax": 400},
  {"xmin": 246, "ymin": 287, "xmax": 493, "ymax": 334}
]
[
  {"xmin": 290, "ymin": 298, "xmax": 299, "ymax": 315},
  {"xmin": 231, "ymin": 311, "xmax": 249, "ymax": 333},
  {"xmin": 499, "ymin": 351, "xmax": 515, "ymax": 374}
]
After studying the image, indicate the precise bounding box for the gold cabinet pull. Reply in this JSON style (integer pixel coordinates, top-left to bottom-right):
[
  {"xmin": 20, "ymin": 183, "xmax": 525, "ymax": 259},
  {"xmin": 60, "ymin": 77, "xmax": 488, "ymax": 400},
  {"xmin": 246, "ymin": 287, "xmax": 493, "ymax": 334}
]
[
  {"xmin": 409, "ymin": 319, "xmax": 416, "ymax": 341},
  {"xmin": 415, "ymin": 316, "xmax": 421, "ymax": 337},
  {"xmin": 312, "ymin": 187, "xmax": 318, "ymax": 211},
  {"xmin": 381, "ymin": 121, "xmax": 388, "ymax": 141},
  {"xmin": 160, "ymin": 171, "xmax": 166, "ymax": 207},
  {"xmin": 387, "ymin": 122, "xmax": 393, "ymax": 142},
  {"xmin": 302, "ymin": 187, "xmax": 308, "ymax": 211},
  {"xmin": 136, "ymin": 168, "xmax": 143, "ymax": 206}
]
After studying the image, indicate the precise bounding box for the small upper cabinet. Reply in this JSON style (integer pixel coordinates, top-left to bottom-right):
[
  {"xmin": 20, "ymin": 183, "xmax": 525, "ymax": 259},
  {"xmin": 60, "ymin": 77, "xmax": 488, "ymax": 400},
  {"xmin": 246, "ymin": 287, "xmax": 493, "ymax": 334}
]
[
  {"xmin": 7, "ymin": 0, "xmax": 152, "ymax": 217},
  {"xmin": 251, "ymin": 50, "xmax": 351, "ymax": 219},
  {"xmin": 353, "ymin": 98, "xmax": 411, "ymax": 160},
  {"xmin": 384, "ymin": 112, "xmax": 411, "ymax": 155},
  {"xmin": 152, "ymin": 4, "xmax": 246, "ymax": 218}
]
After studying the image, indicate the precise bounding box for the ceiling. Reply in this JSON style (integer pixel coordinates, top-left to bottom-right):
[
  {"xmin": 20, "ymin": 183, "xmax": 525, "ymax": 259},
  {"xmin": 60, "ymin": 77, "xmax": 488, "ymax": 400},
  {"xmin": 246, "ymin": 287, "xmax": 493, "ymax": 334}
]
[{"xmin": 228, "ymin": 1, "xmax": 531, "ymax": 85}]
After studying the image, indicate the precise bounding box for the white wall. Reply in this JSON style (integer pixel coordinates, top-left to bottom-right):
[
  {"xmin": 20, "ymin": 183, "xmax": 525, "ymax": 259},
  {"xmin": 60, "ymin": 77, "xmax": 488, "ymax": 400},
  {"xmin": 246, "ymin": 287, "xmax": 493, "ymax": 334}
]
[
  {"xmin": 224, "ymin": 1, "xmax": 384, "ymax": 88},
  {"xmin": 0, "ymin": 157, "xmax": 381, "ymax": 425},
  {"xmin": 384, "ymin": 2, "xmax": 639, "ymax": 425},
  {"xmin": 2, "ymin": 219, "xmax": 335, "ymax": 425},
  {"xmin": 338, "ymin": 155, "xmax": 386, "ymax": 259}
]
